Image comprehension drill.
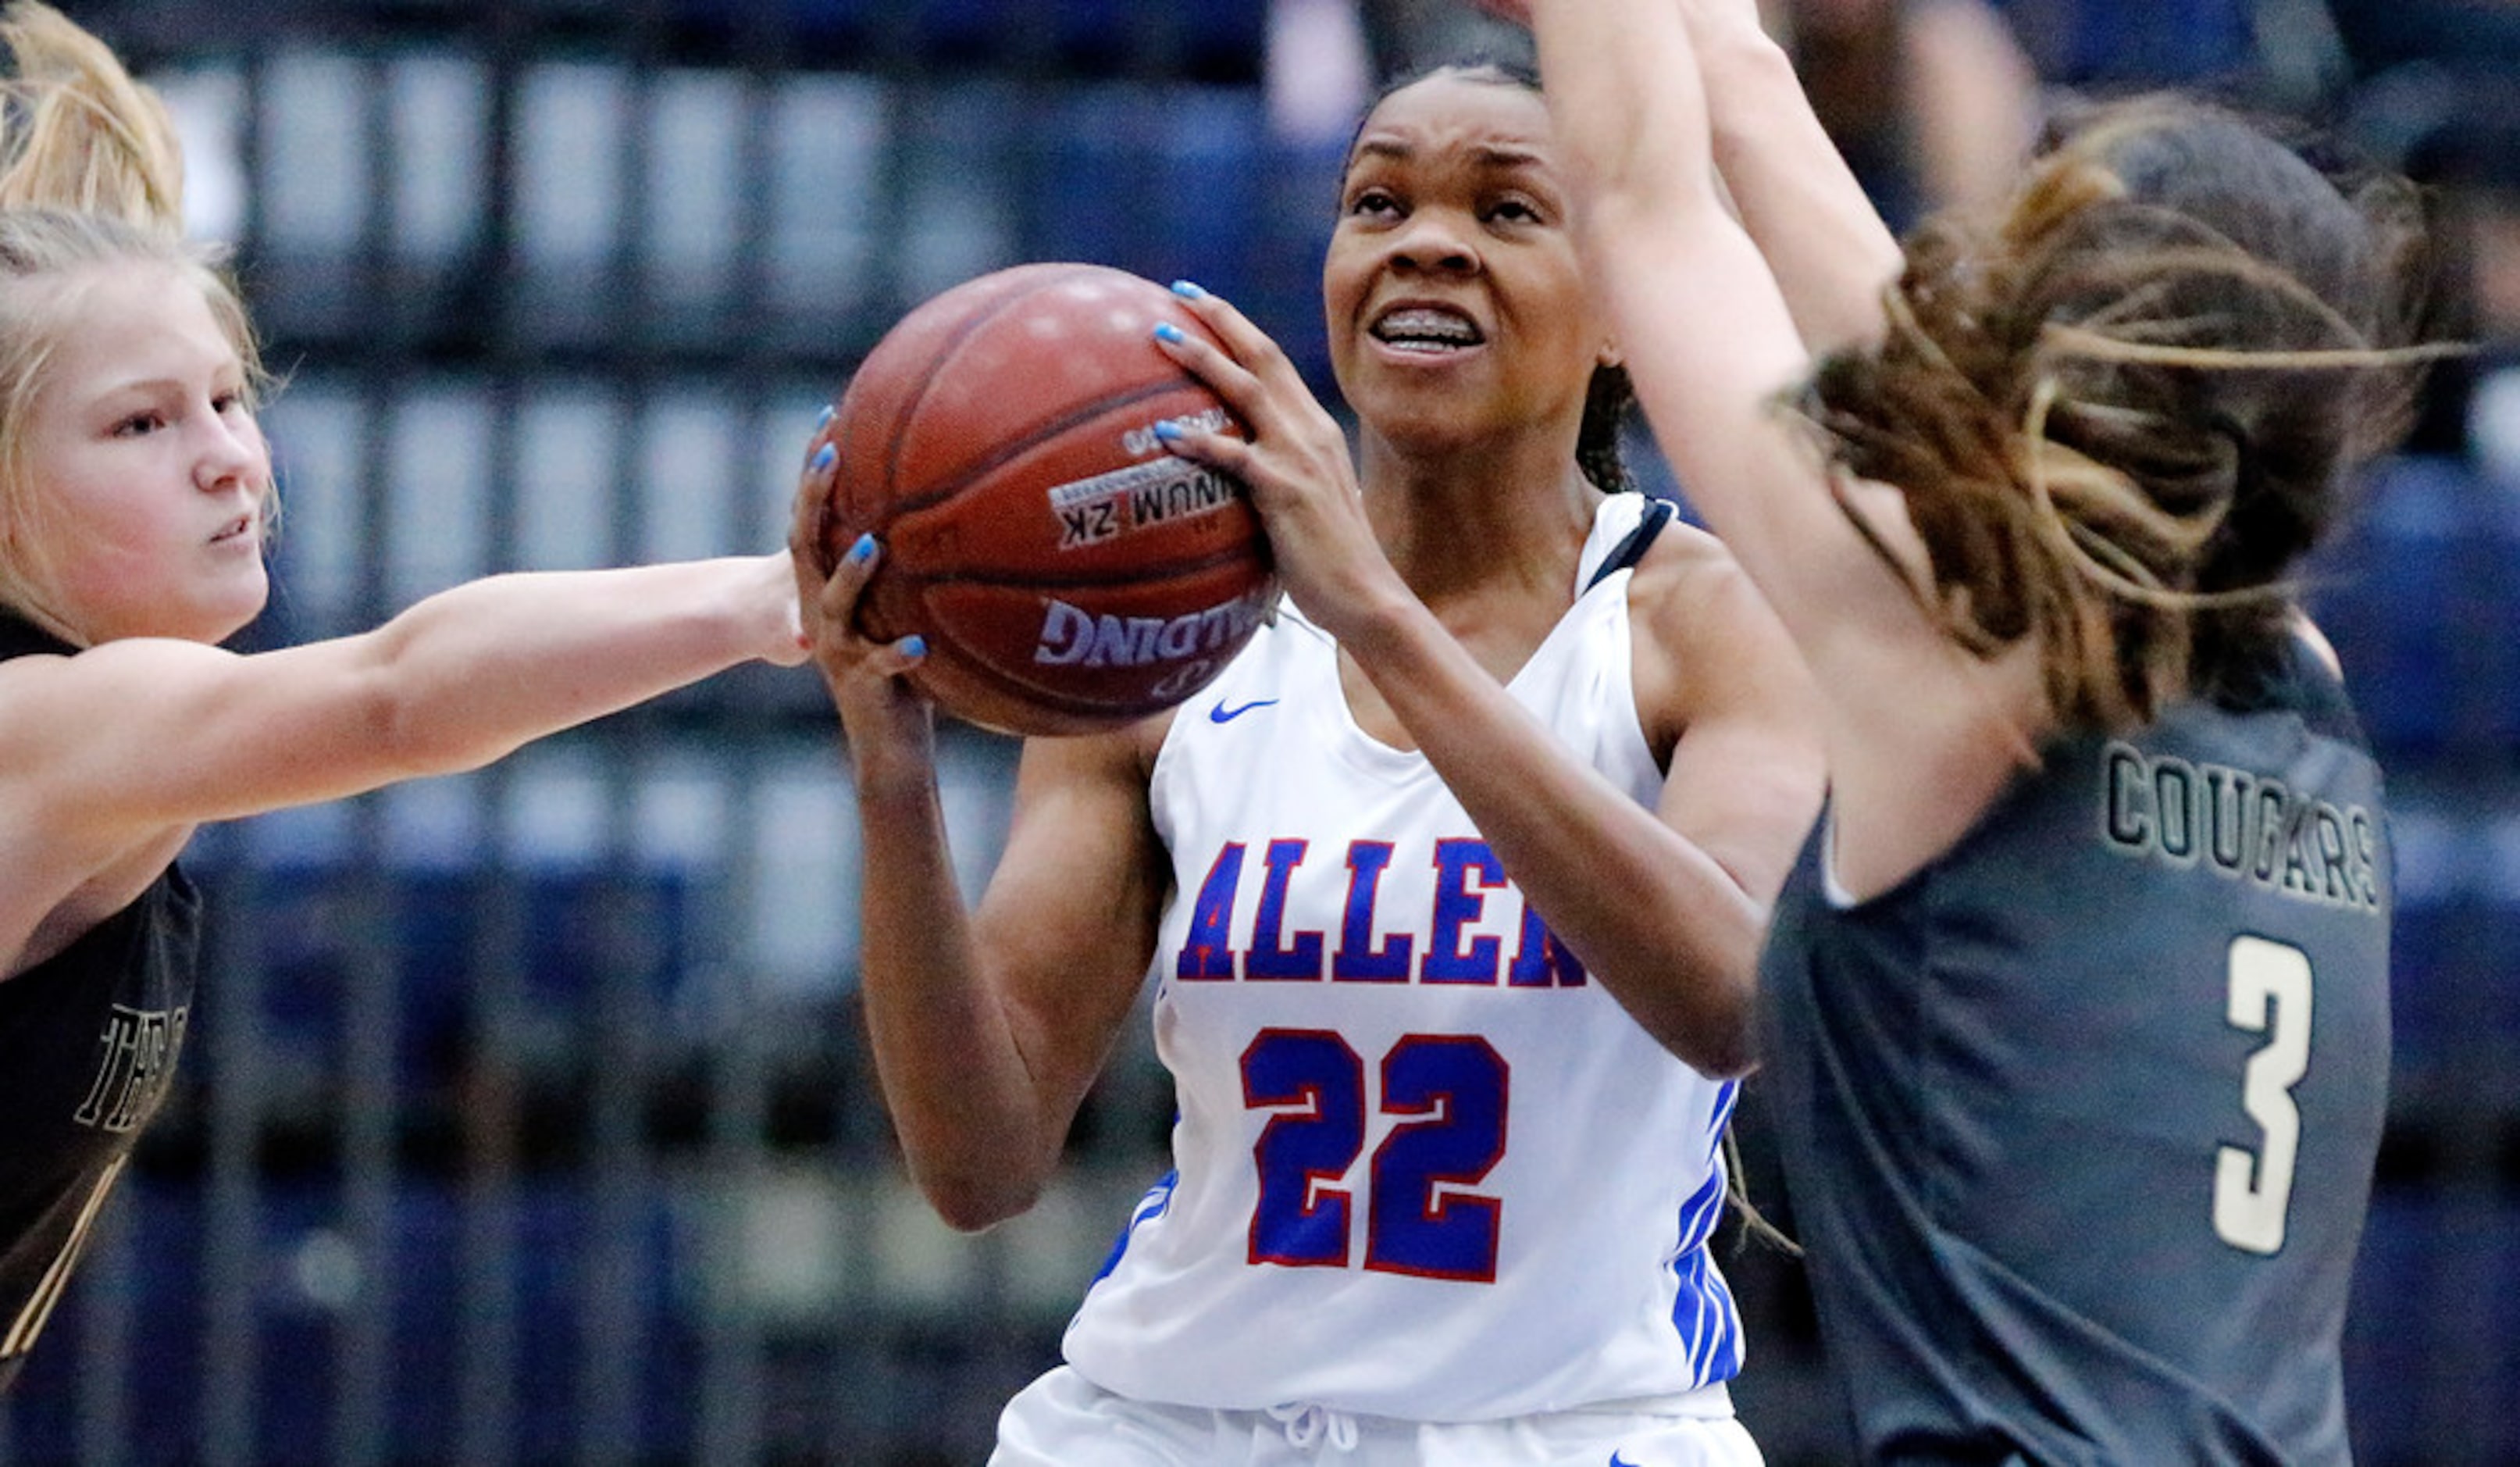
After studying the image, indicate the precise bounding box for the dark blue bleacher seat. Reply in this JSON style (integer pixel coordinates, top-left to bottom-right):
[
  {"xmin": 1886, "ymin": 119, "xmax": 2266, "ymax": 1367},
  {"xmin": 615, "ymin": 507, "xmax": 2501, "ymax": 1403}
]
[
  {"xmin": 189, "ymin": 861, "xmax": 693, "ymax": 1098},
  {"xmin": 2382, "ymin": 808, "xmax": 2464, "ymax": 1094},
  {"xmin": 1018, "ymin": 84, "xmax": 1338, "ymax": 388},
  {"xmin": 1987, "ymin": 0, "xmax": 2261, "ymax": 95},
  {"xmin": 2310, "ymin": 454, "xmax": 2520, "ymax": 754},
  {"xmin": 2345, "ymin": 1190, "xmax": 2429, "ymax": 1465},
  {"xmin": 677, "ymin": 0, "xmax": 1265, "ymax": 80},
  {"xmin": 2376, "ymin": 807, "xmax": 2520, "ymax": 1090},
  {"xmin": 2348, "ymin": 1191, "xmax": 2520, "ymax": 1466},
  {"xmin": 1020, "ymin": 86, "xmax": 1265, "ymax": 297},
  {"xmin": 908, "ymin": 0, "xmax": 1264, "ymax": 76},
  {"xmin": 3, "ymin": 1176, "xmax": 693, "ymax": 1464},
  {"xmin": 385, "ymin": 1180, "xmax": 695, "ymax": 1462}
]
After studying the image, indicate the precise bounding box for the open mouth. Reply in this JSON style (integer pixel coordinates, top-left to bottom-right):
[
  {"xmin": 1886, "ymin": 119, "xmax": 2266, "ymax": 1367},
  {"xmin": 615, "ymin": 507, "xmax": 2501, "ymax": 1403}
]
[
  {"xmin": 210, "ymin": 515, "xmax": 256, "ymax": 544},
  {"xmin": 1369, "ymin": 305, "xmax": 1485, "ymax": 355}
]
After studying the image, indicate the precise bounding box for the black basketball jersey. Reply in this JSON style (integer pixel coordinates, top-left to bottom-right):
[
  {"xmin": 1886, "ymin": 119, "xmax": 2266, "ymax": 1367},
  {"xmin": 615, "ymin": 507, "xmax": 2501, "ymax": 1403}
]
[
  {"xmin": 0, "ymin": 612, "xmax": 201, "ymax": 1392},
  {"xmin": 1759, "ymin": 637, "xmax": 2390, "ymax": 1464}
]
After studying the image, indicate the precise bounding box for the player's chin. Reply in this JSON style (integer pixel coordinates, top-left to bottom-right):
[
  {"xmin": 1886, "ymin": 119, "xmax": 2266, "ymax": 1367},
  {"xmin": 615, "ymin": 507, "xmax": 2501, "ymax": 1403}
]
[
  {"xmin": 192, "ymin": 568, "xmax": 271, "ymax": 644},
  {"xmin": 1361, "ymin": 400, "xmax": 1508, "ymax": 457}
]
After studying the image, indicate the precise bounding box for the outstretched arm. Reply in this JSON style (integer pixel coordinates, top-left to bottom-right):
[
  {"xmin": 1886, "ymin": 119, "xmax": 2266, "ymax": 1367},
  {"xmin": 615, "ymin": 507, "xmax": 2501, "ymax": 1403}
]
[
  {"xmin": 1457, "ymin": 0, "xmax": 1894, "ymax": 706},
  {"xmin": 1903, "ymin": 0, "xmax": 2042, "ymax": 220},
  {"xmin": 3, "ymin": 553, "xmax": 806, "ymax": 841}
]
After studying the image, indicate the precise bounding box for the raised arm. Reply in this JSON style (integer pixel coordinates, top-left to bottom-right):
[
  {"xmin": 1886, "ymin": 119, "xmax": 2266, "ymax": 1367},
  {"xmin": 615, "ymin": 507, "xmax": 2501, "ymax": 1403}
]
[
  {"xmin": 1678, "ymin": 0, "xmax": 1908, "ymax": 355},
  {"xmin": 795, "ymin": 522, "xmax": 1165, "ymax": 1232},
  {"xmin": 1478, "ymin": 0, "xmax": 1905, "ymax": 355},
  {"xmin": 1507, "ymin": 0, "xmax": 2048, "ymax": 894},
  {"xmin": 1514, "ymin": 0, "xmax": 1899, "ymax": 638}
]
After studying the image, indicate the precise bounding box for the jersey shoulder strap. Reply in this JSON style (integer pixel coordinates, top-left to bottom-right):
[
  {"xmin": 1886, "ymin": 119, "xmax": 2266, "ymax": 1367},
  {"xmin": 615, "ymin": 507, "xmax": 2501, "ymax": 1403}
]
[{"xmin": 1583, "ymin": 494, "xmax": 1676, "ymax": 593}]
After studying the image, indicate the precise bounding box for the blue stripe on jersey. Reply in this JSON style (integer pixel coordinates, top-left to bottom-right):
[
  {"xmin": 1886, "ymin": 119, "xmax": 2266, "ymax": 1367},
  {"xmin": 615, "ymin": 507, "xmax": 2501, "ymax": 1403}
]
[
  {"xmin": 1666, "ymin": 1079, "xmax": 1744, "ymax": 1387},
  {"xmin": 1704, "ymin": 1080, "xmax": 1740, "ymax": 1165},
  {"xmin": 1674, "ymin": 1247, "xmax": 1744, "ymax": 1385},
  {"xmin": 1092, "ymin": 1169, "xmax": 1180, "ymax": 1286}
]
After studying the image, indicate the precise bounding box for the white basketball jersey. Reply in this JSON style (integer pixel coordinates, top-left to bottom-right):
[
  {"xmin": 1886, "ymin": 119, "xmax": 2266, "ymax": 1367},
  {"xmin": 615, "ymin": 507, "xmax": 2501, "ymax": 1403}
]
[{"xmin": 1060, "ymin": 494, "xmax": 1746, "ymax": 1422}]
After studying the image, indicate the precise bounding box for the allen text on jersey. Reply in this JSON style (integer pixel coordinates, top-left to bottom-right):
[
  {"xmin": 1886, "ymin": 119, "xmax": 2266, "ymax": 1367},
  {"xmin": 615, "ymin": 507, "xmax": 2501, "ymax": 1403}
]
[{"xmin": 1171, "ymin": 836, "xmax": 1590, "ymax": 987}]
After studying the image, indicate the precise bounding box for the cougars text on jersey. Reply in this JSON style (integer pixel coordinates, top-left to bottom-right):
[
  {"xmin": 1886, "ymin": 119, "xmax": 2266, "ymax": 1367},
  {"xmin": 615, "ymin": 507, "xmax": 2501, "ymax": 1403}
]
[{"xmin": 2101, "ymin": 741, "xmax": 2383, "ymax": 914}]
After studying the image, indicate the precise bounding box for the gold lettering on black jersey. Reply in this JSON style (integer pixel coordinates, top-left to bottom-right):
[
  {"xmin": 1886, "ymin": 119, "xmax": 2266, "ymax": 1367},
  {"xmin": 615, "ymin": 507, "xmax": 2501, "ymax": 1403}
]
[{"xmin": 73, "ymin": 1005, "xmax": 190, "ymax": 1133}]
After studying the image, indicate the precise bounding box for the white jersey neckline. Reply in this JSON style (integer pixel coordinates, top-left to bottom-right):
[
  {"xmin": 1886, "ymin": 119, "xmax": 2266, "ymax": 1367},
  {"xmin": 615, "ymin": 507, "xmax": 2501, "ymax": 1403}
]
[{"xmin": 1272, "ymin": 492, "xmax": 1656, "ymax": 769}]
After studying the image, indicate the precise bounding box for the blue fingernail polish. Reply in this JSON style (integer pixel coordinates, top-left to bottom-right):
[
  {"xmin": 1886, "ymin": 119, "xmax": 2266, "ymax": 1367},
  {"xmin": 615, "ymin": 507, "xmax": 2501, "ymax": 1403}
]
[
  {"xmin": 1152, "ymin": 419, "xmax": 1184, "ymax": 441},
  {"xmin": 1171, "ymin": 280, "xmax": 1206, "ymax": 299},
  {"xmin": 811, "ymin": 443, "xmax": 837, "ymax": 472},
  {"xmin": 849, "ymin": 532, "xmax": 875, "ymax": 562},
  {"xmin": 1153, "ymin": 321, "xmax": 1185, "ymax": 344},
  {"xmin": 900, "ymin": 635, "xmax": 927, "ymax": 659},
  {"xmin": 816, "ymin": 403, "xmax": 835, "ymax": 427}
]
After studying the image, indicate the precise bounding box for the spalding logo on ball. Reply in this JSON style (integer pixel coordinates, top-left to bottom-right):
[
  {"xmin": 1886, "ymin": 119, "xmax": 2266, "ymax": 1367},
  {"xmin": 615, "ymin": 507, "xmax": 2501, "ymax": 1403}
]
[{"xmin": 809, "ymin": 262, "xmax": 1279, "ymax": 737}]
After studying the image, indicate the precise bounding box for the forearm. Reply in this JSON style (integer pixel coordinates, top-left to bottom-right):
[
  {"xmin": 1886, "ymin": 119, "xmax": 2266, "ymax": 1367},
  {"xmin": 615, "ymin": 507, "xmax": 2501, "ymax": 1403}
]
[
  {"xmin": 365, "ymin": 555, "xmax": 793, "ymax": 773},
  {"xmin": 1342, "ymin": 603, "xmax": 1764, "ymax": 1076},
  {"xmin": 850, "ymin": 766, "xmax": 1062, "ymax": 1230},
  {"xmin": 1527, "ymin": 0, "xmax": 1901, "ymax": 359},
  {"xmin": 1903, "ymin": 0, "xmax": 2041, "ymax": 216},
  {"xmin": 1527, "ymin": 0, "xmax": 1722, "ymax": 234},
  {"xmin": 1693, "ymin": 20, "xmax": 1906, "ymax": 355}
]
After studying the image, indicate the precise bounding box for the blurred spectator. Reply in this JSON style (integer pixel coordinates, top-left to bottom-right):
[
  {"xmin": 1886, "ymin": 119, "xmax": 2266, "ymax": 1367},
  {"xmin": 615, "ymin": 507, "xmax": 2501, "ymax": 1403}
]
[
  {"xmin": 2468, "ymin": 193, "xmax": 2520, "ymax": 481},
  {"xmin": 1353, "ymin": 0, "xmax": 1533, "ymax": 77},
  {"xmin": 2329, "ymin": 0, "xmax": 2520, "ymax": 85},
  {"xmin": 1774, "ymin": 0, "xmax": 2042, "ymax": 230},
  {"xmin": 2397, "ymin": 88, "xmax": 2520, "ymax": 479},
  {"xmin": 1993, "ymin": 0, "xmax": 2272, "ymax": 97},
  {"xmin": 1974, "ymin": 0, "xmax": 2358, "ymax": 124},
  {"xmin": 1350, "ymin": 0, "xmax": 2037, "ymax": 235},
  {"xmin": 1268, "ymin": 0, "xmax": 1378, "ymax": 145}
]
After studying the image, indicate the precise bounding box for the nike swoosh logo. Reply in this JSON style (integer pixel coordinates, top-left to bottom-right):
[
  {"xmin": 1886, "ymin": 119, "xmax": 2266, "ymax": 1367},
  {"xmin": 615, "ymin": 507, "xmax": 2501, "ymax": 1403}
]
[
  {"xmin": 1208, "ymin": 697, "xmax": 1278, "ymax": 724},
  {"xmin": 1609, "ymin": 1455, "xmax": 1642, "ymax": 1467}
]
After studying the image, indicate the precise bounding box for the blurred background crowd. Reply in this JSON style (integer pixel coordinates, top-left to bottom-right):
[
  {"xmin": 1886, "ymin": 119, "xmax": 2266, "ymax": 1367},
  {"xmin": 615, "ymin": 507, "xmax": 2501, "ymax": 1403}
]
[{"xmin": 1, "ymin": 0, "xmax": 2514, "ymax": 1462}]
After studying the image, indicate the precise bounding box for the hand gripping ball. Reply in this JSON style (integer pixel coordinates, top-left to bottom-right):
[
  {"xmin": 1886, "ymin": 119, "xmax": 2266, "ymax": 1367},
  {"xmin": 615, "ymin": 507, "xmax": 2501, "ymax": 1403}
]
[{"xmin": 808, "ymin": 262, "xmax": 1278, "ymax": 736}]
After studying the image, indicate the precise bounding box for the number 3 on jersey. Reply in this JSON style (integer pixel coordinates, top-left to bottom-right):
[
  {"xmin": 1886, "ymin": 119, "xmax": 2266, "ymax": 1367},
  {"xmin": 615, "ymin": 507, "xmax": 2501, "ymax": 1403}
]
[
  {"xmin": 1242, "ymin": 1030, "xmax": 1507, "ymax": 1283},
  {"xmin": 2215, "ymin": 936, "xmax": 2312, "ymax": 1255}
]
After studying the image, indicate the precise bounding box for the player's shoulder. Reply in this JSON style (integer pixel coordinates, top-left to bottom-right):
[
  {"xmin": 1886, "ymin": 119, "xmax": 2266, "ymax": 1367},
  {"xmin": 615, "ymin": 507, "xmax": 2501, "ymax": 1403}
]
[
  {"xmin": 1625, "ymin": 512, "xmax": 1781, "ymax": 646},
  {"xmin": 0, "ymin": 635, "xmax": 234, "ymax": 712},
  {"xmin": 0, "ymin": 637, "xmax": 241, "ymax": 787},
  {"xmin": 1628, "ymin": 511, "xmax": 1734, "ymax": 579}
]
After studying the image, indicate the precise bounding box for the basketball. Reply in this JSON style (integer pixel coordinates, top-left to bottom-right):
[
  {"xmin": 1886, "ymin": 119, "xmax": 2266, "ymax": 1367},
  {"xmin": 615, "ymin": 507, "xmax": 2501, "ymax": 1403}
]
[{"xmin": 806, "ymin": 262, "xmax": 1279, "ymax": 737}]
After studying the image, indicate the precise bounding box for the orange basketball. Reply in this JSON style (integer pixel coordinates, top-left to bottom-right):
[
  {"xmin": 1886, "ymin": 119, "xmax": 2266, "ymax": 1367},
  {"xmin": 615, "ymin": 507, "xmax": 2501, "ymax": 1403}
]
[{"xmin": 808, "ymin": 262, "xmax": 1278, "ymax": 737}]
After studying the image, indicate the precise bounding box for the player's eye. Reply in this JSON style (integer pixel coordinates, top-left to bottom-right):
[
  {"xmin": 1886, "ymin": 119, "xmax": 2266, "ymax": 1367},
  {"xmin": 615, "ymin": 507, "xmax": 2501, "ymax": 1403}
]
[
  {"xmin": 112, "ymin": 411, "xmax": 165, "ymax": 437},
  {"xmin": 1346, "ymin": 187, "xmax": 1404, "ymax": 220}
]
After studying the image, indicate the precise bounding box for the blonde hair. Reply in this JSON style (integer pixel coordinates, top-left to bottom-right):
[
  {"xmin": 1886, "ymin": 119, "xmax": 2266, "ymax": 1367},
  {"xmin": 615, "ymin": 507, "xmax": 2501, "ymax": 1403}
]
[
  {"xmin": 0, "ymin": 0, "xmax": 269, "ymax": 641},
  {"xmin": 1801, "ymin": 95, "xmax": 2436, "ymax": 728}
]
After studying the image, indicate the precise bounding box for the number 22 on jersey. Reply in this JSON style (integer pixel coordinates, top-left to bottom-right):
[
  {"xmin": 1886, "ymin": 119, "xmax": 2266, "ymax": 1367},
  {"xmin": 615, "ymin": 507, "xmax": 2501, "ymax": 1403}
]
[{"xmin": 1242, "ymin": 1029, "xmax": 1507, "ymax": 1283}]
